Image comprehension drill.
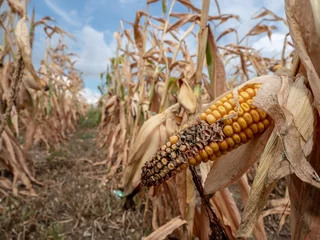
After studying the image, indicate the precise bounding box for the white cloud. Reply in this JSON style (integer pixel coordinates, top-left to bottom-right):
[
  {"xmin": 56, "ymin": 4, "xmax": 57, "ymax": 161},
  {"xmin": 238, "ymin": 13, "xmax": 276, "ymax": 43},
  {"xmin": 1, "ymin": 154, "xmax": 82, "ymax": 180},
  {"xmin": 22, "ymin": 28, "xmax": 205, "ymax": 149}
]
[
  {"xmin": 73, "ymin": 26, "xmax": 117, "ymax": 77},
  {"xmin": 44, "ymin": 0, "xmax": 81, "ymax": 26},
  {"xmin": 80, "ymin": 88, "xmax": 101, "ymax": 105},
  {"xmin": 252, "ymin": 33, "xmax": 293, "ymax": 58}
]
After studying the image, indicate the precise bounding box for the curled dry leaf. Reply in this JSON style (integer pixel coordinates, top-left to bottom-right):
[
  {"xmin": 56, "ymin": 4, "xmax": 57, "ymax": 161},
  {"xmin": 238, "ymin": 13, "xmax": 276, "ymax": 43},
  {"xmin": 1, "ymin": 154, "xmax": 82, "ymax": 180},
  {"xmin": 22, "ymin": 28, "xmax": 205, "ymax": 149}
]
[
  {"xmin": 121, "ymin": 104, "xmax": 180, "ymax": 196},
  {"xmin": 15, "ymin": 18, "xmax": 43, "ymax": 89},
  {"xmin": 177, "ymin": 78, "xmax": 197, "ymax": 114},
  {"xmin": 237, "ymin": 75, "xmax": 317, "ymax": 237}
]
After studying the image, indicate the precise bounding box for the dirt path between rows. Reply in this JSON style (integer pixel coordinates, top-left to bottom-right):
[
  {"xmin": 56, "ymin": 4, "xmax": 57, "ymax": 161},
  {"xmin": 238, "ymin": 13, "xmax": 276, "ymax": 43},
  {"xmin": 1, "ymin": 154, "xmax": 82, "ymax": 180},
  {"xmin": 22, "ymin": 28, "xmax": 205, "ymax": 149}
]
[{"xmin": 1, "ymin": 127, "xmax": 149, "ymax": 240}]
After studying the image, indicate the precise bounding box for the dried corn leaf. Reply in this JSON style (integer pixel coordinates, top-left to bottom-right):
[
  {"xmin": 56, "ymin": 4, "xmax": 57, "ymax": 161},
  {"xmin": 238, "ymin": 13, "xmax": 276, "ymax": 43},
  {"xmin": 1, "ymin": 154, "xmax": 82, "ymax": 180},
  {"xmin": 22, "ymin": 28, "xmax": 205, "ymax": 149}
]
[
  {"xmin": 206, "ymin": 25, "xmax": 228, "ymax": 99},
  {"xmin": 238, "ymin": 75, "xmax": 318, "ymax": 237},
  {"xmin": 15, "ymin": 18, "xmax": 43, "ymax": 89},
  {"xmin": 122, "ymin": 104, "xmax": 180, "ymax": 195},
  {"xmin": 177, "ymin": 78, "xmax": 197, "ymax": 114},
  {"xmin": 144, "ymin": 216, "xmax": 187, "ymax": 240},
  {"xmin": 7, "ymin": 0, "xmax": 24, "ymax": 17},
  {"xmin": 285, "ymin": 0, "xmax": 320, "ymax": 115}
]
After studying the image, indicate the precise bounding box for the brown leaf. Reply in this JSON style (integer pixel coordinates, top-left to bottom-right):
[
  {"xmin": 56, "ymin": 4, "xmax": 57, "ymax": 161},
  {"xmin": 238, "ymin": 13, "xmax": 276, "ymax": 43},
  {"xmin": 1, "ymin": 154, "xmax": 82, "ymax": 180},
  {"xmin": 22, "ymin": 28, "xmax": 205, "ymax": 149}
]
[
  {"xmin": 177, "ymin": 78, "xmax": 197, "ymax": 114},
  {"xmin": 15, "ymin": 18, "xmax": 43, "ymax": 89},
  {"xmin": 133, "ymin": 11, "xmax": 144, "ymax": 52},
  {"xmin": 121, "ymin": 104, "xmax": 180, "ymax": 195},
  {"xmin": 144, "ymin": 216, "xmax": 187, "ymax": 240},
  {"xmin": 286, "ymin": 0, "xmax": 320, "ymax": 116},
  {"xmin": 7, "ymin": 0, "xmax": 24, "ymax": 17}
]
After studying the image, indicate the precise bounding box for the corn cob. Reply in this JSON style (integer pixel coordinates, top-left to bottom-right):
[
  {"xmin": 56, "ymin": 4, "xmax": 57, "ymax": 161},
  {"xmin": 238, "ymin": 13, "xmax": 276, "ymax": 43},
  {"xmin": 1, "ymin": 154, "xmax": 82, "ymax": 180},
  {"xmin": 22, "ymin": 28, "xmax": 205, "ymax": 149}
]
[{"xmin": 141, "ymin": 84, "xmax": 271, "ymax": 187}]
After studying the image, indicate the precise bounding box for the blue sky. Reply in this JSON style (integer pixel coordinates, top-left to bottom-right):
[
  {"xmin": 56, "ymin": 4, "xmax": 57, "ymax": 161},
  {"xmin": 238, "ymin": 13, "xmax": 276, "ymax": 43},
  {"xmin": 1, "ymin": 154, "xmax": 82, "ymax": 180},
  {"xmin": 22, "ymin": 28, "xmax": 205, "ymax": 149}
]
[{"xmin": 23, "ymin": 0, "xmax": 289, "ymax": 103}]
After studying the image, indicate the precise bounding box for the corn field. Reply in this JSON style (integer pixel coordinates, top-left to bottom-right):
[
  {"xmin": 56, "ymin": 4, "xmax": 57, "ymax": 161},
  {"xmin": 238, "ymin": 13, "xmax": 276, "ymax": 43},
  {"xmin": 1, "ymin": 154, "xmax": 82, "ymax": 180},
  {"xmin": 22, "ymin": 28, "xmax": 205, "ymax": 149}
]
[{"xmin": 1, "ymin": 0, "xmax": 320, "ymax": 239}]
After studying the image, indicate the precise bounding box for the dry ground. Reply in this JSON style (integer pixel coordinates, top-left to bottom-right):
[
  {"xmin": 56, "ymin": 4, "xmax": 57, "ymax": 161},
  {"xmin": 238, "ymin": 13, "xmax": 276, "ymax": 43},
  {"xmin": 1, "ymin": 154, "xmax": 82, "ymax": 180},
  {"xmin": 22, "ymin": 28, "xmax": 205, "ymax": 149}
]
[
  {"xmin": 0, "ymin": 125, "xmax": 290, "ymax": 240},
  {"xmin": 0, "ymin": 127, "xmax": 151, "ymax": 240}
]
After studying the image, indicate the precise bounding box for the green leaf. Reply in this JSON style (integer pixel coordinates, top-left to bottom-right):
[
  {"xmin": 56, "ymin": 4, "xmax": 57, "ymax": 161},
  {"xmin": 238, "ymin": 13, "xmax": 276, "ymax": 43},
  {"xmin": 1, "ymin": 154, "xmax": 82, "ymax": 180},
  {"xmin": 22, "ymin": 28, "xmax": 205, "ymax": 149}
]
[{"xmin": 162, "ymin": 0, "xmax": 167, "ymax": 15}]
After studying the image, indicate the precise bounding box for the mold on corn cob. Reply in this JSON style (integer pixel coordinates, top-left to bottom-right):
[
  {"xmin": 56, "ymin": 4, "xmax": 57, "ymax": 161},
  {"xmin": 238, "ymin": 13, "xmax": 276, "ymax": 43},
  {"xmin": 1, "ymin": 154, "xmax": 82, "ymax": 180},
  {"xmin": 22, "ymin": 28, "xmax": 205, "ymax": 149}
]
[{"xmin": 141, "ymin": 83, "xmax": 272, "ymax": 187}]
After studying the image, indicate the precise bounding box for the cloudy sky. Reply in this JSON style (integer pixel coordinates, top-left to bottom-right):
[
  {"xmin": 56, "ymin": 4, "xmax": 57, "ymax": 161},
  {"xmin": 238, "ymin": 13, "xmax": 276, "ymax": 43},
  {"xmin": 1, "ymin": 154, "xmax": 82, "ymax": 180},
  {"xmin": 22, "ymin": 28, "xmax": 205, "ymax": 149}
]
[{"xmin": 23, "ymin": 0, "xmax": 289, "ymax": 104}]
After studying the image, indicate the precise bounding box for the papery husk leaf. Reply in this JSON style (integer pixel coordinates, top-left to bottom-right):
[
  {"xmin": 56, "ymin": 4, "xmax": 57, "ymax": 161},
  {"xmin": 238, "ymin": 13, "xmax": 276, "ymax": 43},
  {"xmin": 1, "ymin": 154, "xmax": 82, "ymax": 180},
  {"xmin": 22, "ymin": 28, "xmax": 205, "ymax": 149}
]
[
  {"xmin": 177, "ymin": 78, "xmax": 197, "ymax": 114},
  {"xmin": 144, "ymin": 216, "xmax": 187, "ymax": 240},
  {"xmin": 238, "ymin": 75, "xmax": 318, "ymax": 237},
  {"xmin": 122, "ymin": 104, "xmax": 179, "ymax": 196},
  {"xmin": 285, "ymin": 0, "xmax": 320, "ymax": 116},
  {"xmin": 310, "ymin": 0, "xmax": 320, "ymax": 37},
  {"xmin": 237, "ymin": 132, "xmax": 279, "ymax": 237},
  {"xmin": 238, "ymin": 176, "xmax": 267, "ymax": 240}
]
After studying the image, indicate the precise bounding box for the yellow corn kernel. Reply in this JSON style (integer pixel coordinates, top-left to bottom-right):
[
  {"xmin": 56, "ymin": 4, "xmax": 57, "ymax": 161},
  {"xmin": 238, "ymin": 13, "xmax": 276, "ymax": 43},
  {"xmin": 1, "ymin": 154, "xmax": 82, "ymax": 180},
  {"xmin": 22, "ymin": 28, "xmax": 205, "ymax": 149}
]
[
  {"xmin": 223, "ymin": 125, "xmax": 234, "ymax": 137},
  {"xmin": 240, "ymin": 103, "xmax": 250, "ymax": 112},
  {"xmin": 210, "ymin": 104, "xmax": 217, "ymax": 111},
  {"xmin": 250, "ymin": 123, "xmax": 259, "ymax": 134},
  {"xmin": 218, "ymin": 140, "xmax": 228, "ymax": 151},
  {"xmin": 200, "ymin": 113, "xmax": 207, "ymax": 121},
  {"xmin": 180, "ymin": 163, "xmax": 188, "ymax": 170},
  {"xmin": 257, "ymin": 109, "xmax": 267, "ymax": 120},
  {"xmin": 205, "ymin": 108, "xmax": 212, "ymax": 114},
  {"xmin": 217, "ymin": 106, "xmax": 227, "ymax": 116},
  {"xmin": 188, "ymin": 158, "xmax": 197, "ymax": 166},
  {"xmin": 238, "ymin": 95, "xmax": 245, "ymax": 104},
  {"xmin": 237, "ymin": 107, "xmax": 244, "ymax": 117},
  {"xmin": 170, "ymin": 135, "xmax": 178, "ymax": 144},
  {"xmin": 250, "ymin": 109, "xmax": 260, "ymax": 122},
  {"xmin": 221, "ymin": 97, "xmax": 229, "ymax": 103},
  {"xmin": 240, "ymin": 91, "xmax": 250, "ymax": 101},
  {"xmin": 257, "ymin": 122, "xmax": 265, "ymax": 133},
  {"xmin": 243, "ymin": 112, "xmax": 253, "ymax": 125},
  {"xmin": 232, "ymin": 133, "xmax": 241, "ymax": 144},
  {"xmin": 212, "ymin": 110, "xmax": 222, "ymax": 119},
  {"xmin": 223, "ymin": 102, "xmax": 233, "ymax": 112},
  {"xmin": 232, "ymin": 122, "xmax": 242, "ymax": 133},
  {"xmin": 263, "ymin": 119, "xmax": 270, "ymax": 128},
  {"xmin": 229, "ymin": 98, "xmax": 236, "ymax": 107},
  {"xmin": 210, "ymin": 142, "xmax": 219, "ymax": 152},
  {"xmin": 206, "ymin": 114, "xmax": 216, "ymax": 124},
  {"xmin": 244, "ymin": 128, "xmax": 254, "ymax": 139},
  {"xmin": 215, "ymin": 100, "xmax": 223, "ymax": 107},
  {"xmin": 245, "ymin": 88, "xmax": 255, "ymax": 97},
  {"xmin": 239, "ymin": 132, "xmax": 247, "ymax": 142},
  {"xmin": 226, "ymin": 93, "xmax": 233, "ymax": 99},
  {"xmin": 225, "ymin": 137, "xmax": 235, "ymax": 148},
  {"xmin": 199, "ymin": 149, "xmax": 208, "ymax": 162},
  {"xmin": 195, "ymin": 154, "xmax": 202, "ymax": 163},
  {"xmin": 237, "ymin": 117, "xmax": 248, "ymax": 129},
  {"xmin": 205, "ymin": 146, "xmax": 213, "ymax": 156}
]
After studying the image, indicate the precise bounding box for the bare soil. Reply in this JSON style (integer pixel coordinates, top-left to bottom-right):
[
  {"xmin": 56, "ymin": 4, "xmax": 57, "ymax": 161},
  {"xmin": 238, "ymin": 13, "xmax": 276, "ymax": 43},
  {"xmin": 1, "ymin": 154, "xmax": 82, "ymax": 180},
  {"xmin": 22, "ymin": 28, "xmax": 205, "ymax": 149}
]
[
  {"xmin": 0, "ymin": 127, "xmax": 150, "ymax": 240},
  {"xmin": 0, "ymin": 126, "xmax": 290, "ymax": 240}
]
